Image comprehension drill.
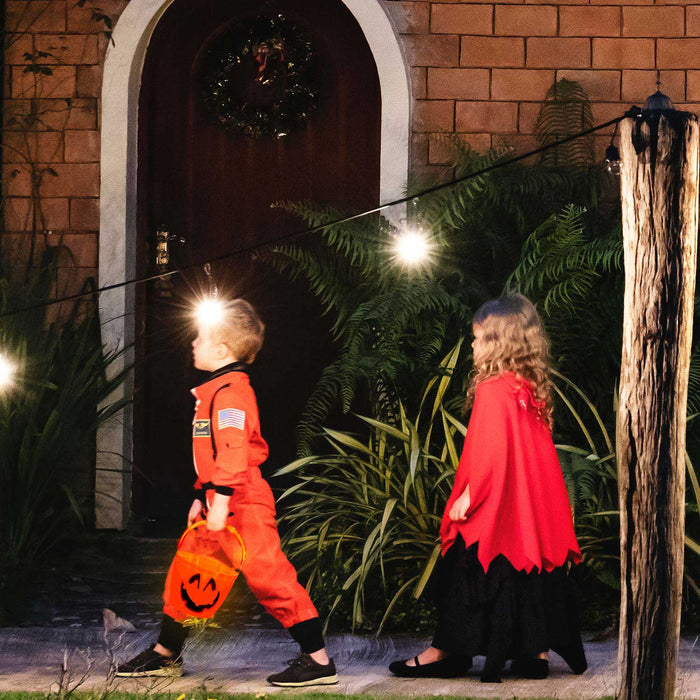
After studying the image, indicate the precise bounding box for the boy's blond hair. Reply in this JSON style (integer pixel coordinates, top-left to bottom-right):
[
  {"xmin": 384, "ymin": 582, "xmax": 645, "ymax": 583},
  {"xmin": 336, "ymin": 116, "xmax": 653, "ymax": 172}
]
[{"xmin": 210, "ymin": 299, "xmax": 265, "ymax": 364}]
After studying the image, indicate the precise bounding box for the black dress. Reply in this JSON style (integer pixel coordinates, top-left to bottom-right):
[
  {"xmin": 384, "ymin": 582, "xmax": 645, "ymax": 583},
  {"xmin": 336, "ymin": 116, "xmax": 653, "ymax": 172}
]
[{"xmin": 431, "ymin": 535, "xmax": 587, "ymax": 681}]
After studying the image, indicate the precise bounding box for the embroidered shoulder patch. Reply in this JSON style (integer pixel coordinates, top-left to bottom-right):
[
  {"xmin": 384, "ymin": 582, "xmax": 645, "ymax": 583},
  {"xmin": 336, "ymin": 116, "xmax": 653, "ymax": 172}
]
[
  {"xmin": 218, "ymin": 408, "xmax": 245, "ymax": 430},
  {"xmin": 193, "ymin": 419, "xmax": 211, "ymax": 437}
]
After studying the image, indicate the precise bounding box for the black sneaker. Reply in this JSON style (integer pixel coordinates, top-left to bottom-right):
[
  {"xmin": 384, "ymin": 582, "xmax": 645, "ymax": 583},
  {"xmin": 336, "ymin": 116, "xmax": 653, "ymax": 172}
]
[
  {"xmin": 266, "ymin": 653, "xmax": 338, "ymax": 687},
  {"xmin": 115, "ymin": 645, "xmax": 183, "ymax": 677}
]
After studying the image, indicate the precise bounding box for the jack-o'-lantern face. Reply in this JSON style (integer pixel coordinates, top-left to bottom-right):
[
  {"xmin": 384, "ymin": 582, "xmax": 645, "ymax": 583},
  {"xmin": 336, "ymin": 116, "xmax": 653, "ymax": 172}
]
[{"xmin": 180, "ymin": 573, "xmax": 221, "ymax": 613}]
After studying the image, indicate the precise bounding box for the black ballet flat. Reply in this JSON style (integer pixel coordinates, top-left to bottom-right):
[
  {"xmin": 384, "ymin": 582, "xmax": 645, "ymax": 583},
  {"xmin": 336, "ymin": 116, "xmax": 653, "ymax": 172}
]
[
  {"xmin": 555, "ymin": 643, "xmax": 588, "ymax": 674},
  {"xmin": 388, "ymin": 654, "xmax": 471, "ymax": 678},
  {"xmin": 510, "ymin": 658, "xmax": 549, "ymax": 679}
]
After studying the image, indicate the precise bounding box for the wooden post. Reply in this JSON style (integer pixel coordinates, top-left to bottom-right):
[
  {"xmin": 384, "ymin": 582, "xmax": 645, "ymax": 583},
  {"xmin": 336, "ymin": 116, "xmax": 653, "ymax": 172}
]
[{"xmin": 617, "ymin": 109, "xmax": 699, "ymax": 699}]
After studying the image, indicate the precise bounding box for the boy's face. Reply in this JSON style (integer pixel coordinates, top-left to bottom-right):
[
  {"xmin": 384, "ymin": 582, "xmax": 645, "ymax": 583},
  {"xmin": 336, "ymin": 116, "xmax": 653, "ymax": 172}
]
[{"xmin": 192, "ymin": 326, "xmax": 232, "ymax": 371}]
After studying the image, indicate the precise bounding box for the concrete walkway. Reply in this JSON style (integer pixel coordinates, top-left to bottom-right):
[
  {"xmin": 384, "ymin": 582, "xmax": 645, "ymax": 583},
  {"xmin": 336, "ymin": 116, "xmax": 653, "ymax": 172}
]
[{"xmin": 0, "ymin": 626, "xmax": 698, "ymax": 698}]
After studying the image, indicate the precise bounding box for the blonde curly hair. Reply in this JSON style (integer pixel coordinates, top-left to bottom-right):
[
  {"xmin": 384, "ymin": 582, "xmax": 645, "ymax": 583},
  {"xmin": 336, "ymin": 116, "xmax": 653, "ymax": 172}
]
[{"xmin": 466, "ymin": 293, "xmax": 553, "ymax": 428}]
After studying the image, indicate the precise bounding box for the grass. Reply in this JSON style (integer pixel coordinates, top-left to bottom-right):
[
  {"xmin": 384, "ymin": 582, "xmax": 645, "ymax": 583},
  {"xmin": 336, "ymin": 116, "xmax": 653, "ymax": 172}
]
[{"xmin": 0, "ymin": 694, "xmax": 616, "ymax": 700}]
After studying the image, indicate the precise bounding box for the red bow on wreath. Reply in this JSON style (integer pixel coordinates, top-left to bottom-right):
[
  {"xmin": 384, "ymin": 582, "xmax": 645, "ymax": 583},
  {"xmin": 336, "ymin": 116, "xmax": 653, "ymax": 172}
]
[{"xmin": 253, "ymin": 39, "xmax": 285, "ymax": 85}]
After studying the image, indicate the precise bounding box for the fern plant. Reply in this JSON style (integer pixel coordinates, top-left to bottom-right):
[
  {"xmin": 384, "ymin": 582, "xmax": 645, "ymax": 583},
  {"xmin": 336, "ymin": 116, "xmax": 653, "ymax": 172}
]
[
  {"xmin": 260, "ymin": 79, "xmax": 622, "ymax": 454},
  {"xmin": 0, "ymin": 251, "xmax": 131, "ymax": 623},
  {"xmin": 535, "ymin": 78, "xmax": 595, "ymax": 168},
  {"xmin": 259, "ymin": 203, "xmax": 473, "ymax": 453},
  {"xmin": 265, "ymin": 148, "xmax": 611, "ymax": 452},
  {"xmin": 506, "ymin": 204, "xmax": 624, "ymax": 419}
]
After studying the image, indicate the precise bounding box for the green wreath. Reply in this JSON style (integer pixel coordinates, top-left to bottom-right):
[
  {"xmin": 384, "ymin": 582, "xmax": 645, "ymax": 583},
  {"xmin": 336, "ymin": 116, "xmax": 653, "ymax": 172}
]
[{"xmin": 201, "ymin": 14, "xmax": 319, "ymax": 138}]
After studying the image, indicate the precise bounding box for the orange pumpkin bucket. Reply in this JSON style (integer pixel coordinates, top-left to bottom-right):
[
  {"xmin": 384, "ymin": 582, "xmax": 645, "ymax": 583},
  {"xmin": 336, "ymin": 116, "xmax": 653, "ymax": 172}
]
[{"xmin": 164, "ymin": 521, "xmax": 245, "ymax": 620}]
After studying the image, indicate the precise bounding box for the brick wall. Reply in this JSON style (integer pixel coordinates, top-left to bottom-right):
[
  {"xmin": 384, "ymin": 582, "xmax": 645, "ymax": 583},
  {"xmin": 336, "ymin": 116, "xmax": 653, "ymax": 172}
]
[
  {"xmin": 385, "ymin": 0, "xmax": 700, "ymax": 180},
  {"xmin": 2, "ymin": 0, "xmax": 126, "ymax": 310},
  {"xmin": 3, "ymin": 0, "xmax": 700, "ymax": 279}
]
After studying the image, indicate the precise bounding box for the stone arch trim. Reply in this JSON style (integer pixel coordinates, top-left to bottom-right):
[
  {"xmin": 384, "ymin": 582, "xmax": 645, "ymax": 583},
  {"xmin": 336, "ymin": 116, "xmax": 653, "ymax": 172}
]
[{"xmin": 96, "ymin": 0, "xmax": 410, "ymax": 528}]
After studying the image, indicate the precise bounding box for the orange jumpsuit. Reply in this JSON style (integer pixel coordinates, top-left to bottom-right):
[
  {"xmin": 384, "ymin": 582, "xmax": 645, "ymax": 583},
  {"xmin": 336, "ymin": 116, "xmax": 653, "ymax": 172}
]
[{"xmin": 163, "ymin": 366, "xmax": 319, "ymax": 629}]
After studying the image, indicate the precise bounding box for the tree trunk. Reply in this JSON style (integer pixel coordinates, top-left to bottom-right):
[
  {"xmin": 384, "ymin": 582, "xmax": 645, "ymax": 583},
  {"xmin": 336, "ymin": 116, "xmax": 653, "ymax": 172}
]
[{"xmin": 617, "ymin": 111, "xmax": 699, "ymax": 699}]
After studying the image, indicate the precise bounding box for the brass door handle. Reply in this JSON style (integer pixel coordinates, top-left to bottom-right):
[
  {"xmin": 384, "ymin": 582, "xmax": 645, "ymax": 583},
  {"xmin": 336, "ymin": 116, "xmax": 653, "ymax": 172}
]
[{"xmin": 155, "ymin": 226, "xmax": 186, "ymax": 271}]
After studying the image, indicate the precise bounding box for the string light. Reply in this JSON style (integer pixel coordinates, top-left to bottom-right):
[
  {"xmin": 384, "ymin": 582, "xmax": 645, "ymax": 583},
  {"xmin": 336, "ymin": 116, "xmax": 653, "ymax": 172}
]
[
  {"xmin": 604, "ymin": 141, "xmax": 621, "ymax": 176},
  {"xmin": 195, "ymin": 262, "xmax": 226, "ymax": 326},
  {"xmin": 0, "ymin": 111, "xmax": 650, "ymax": 396},
  {"xmin": 393, "ymin": 228, "xmax": 432, "ymax": 266},
  {"xmin": 605, "ymin": 122, "xmax": 621, "ymax": 176},
  {"xmin": 0, "ymin": 114, "xmax": 630, "ymax": 324},
  {"xmin": 195, "ymin": 297, "xmax": 225, "ymax": 326},
  {"xmin": 0, "ymin": 355, "xmax": 15, "ymax": 389}
]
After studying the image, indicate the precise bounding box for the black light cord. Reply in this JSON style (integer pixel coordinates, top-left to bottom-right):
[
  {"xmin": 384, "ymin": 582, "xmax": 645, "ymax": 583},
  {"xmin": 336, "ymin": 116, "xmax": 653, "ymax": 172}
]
[{"xmin": 0, "ymin": 111, "xmax": 637, "ymax": 321}]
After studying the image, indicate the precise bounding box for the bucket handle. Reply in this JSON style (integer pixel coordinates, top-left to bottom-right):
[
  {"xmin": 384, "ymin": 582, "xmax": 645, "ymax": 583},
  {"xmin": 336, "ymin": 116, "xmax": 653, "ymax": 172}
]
[{"xmin": 177, "ymin": 520, "xmax": 246, "ymax": 564}]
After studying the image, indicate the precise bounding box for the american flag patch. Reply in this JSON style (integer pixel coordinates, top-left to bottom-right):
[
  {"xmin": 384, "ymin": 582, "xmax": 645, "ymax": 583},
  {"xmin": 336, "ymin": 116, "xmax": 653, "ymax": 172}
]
[{"xmin": 218, "ymin": 408, "xmax": 245, "ymax": 431}]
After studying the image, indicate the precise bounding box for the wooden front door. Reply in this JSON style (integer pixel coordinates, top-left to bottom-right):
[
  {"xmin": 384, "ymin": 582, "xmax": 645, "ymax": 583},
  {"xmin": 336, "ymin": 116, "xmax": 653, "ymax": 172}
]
[{"xmin": 134, "ymin": 0, "xmax": 381, "ymax": 531}]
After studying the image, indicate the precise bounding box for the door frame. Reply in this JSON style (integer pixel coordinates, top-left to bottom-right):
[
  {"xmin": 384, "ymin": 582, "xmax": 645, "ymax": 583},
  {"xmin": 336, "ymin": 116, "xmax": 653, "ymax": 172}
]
[{"xmin": 97, "ymin": 0, "xmax": 411, "ymax": 528}]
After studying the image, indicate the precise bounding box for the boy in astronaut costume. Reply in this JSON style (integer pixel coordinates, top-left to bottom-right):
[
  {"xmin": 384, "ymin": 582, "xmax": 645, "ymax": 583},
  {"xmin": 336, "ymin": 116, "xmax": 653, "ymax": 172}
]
[{"xmin": 116, "ymin": 299, "xmax": 337, "ymax": 687}]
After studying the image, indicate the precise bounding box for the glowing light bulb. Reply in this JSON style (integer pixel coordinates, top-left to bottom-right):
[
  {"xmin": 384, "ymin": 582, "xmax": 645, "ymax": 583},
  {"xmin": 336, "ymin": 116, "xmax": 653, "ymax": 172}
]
[
  {"xmin": 0, "ymin": 355, "xmax": 15, "ymax": 389},
  {"xmin": 196, "ymin": 297, "xmax": 225, "ymax": 326},
  {"xmin": 394, "ymin": 229, "xmax": 431, "ymax": 266},
  {"xmin": 605, "ymin": 143, "xmax": 622, "ymax": 176}
]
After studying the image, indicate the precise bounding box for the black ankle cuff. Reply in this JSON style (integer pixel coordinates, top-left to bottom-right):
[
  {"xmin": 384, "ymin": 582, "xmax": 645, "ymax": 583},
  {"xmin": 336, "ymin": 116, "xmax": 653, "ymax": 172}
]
[
  {"xmin": 156, "ymin": 614, "xmax": 189, "ymax": 656},
  {"xmin": 288, "ymin": 617, "xmax": 324, "ymax": 654}
]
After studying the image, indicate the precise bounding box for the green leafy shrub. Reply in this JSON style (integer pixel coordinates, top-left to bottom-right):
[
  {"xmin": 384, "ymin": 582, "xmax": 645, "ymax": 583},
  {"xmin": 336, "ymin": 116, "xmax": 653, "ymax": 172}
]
[
  {"xmin": 0, "ymin": 255, "xmax": 130, "ymax": 624},
  {"xmin": 275, "ymin": 342, "xmax": 465, "ymax": 632},
  {"xmin": 265, "ymin": 146, "xmax": 612, "ymax": 455},
  {"xmin": 261, "ymin": 81, "xmax": 620, "ymax": 455},
  {"xmin": 276, "ymin": 341, "xmax": 693, "ymax": 632}
]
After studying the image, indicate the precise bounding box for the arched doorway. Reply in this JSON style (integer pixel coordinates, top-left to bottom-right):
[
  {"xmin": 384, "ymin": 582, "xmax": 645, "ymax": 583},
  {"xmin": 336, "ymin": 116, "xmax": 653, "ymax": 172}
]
[
  {"xmin": 133, "ymin": 0, "xmax": 379, "ymax": 530},
  {"xmin": 97, "ymin": 0, "xmax": 409, "ymax": 529}
]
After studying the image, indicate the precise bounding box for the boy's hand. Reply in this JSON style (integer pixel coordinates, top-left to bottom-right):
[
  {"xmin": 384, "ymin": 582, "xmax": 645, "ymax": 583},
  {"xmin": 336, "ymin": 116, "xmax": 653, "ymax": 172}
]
[
  {"xmin": 206, "ymin": 492, "xmax": 230, "ymax": 532},
  {"xmin": 187, "ymin": 499, "xmax": 204, "ymax": 526},
  {"xmin": 449, "ymin": 485, "xmax": 471, "ymax": 522}
]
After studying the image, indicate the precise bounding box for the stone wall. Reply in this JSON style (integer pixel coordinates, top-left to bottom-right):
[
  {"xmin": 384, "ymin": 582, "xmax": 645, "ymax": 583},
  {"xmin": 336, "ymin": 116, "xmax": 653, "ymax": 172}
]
[{"xmin": 2, "ymin": 0, "xmax": 700, "ymax": 289}]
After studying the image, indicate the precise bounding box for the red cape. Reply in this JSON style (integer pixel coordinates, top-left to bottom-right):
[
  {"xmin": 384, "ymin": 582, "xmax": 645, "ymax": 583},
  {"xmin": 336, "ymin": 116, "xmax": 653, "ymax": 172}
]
[{"xmin": 440, "ymin": 372, "xmax": 582, "ymax": 573}]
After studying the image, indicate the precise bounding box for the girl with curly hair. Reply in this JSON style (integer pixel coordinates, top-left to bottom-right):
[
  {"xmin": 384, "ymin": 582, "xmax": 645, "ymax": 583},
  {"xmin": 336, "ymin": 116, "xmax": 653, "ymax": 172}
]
[{"xmin": 389, "ymin": 293, "xmax": 587, "ymax": 684}]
